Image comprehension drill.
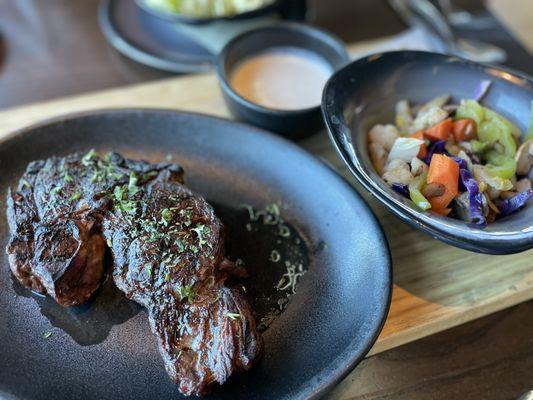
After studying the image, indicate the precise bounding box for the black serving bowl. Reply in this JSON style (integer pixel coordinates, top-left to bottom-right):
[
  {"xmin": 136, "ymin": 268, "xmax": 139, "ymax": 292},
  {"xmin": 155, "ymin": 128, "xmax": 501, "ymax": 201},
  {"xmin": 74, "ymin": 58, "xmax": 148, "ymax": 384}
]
[
  {"xmin": 322, "ymin": 50, "xmax": 533, "ymax": 255},
  {"xmin": 217, "ymin": 22, "xmax": 349, "ymax": 139},
  {"xmin": 135, "ymin": 0, "xmax": 283, "ymax": 25}
]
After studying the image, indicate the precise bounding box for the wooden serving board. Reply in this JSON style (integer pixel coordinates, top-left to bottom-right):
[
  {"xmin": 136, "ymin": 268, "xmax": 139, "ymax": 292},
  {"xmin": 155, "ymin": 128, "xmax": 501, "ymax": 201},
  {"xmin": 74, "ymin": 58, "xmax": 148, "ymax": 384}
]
[{"xmin": 0, "ymin": 63, "xmax": 532, "ymax": 400}]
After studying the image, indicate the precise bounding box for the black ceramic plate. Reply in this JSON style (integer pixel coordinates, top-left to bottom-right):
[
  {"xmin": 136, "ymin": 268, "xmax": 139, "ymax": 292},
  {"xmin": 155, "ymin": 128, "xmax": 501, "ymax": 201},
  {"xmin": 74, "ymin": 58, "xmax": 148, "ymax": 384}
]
[
  {"xmin": 135, "ymin": 0, "xmax": 282, "ymax": 25},
  {"xmin": 0, "ymin": 110, "xmax": 391, "ymax": 400},
  {"xmin": 322, "ymin": 50, "xmax": 533, "ymax": 254}
]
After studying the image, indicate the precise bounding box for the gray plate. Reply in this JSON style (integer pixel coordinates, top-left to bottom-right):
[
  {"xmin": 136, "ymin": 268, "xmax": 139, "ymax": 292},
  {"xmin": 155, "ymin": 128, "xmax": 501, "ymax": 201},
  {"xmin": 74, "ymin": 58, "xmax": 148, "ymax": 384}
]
[{"xmin": 0, "ymin": 110, "xmax": 391, "ymax": 400}]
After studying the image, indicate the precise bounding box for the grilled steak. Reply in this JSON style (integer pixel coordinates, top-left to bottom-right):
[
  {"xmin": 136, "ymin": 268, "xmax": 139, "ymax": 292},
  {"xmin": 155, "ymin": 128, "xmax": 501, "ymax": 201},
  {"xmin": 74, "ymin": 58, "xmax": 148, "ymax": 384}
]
[{"xmin": 6, "ymin": 151, "xmax": 263, "ymax": 396}]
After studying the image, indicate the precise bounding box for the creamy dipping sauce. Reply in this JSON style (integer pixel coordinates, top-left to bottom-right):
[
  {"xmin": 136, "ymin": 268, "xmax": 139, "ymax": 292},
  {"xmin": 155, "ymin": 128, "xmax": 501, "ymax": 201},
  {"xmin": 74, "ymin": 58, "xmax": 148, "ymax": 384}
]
[{"xmin": 229, "ymin": 47, "xmax": 333, "ymax": 111}]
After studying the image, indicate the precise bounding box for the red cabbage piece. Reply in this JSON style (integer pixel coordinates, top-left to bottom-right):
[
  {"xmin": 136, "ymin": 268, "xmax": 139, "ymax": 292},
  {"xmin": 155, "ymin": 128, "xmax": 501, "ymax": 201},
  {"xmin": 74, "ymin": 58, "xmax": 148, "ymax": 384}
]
[
  {"xmin": 452, "ymin": 156, "xmax": 468, "ymax": 170},
  {"xmin": 391, "ymin": 183, "xmax": 409, "ymax": 197},
  {"xmin": 498, "ymin": 189, "xmax": 533, "ymax": 217},
  {"xmin": 459, "ymin": 169, "xmax": 485, "ymax": 224},
  {"xmin": 424, "ymin": 140, "xmax": 449, "ymax": 164}
]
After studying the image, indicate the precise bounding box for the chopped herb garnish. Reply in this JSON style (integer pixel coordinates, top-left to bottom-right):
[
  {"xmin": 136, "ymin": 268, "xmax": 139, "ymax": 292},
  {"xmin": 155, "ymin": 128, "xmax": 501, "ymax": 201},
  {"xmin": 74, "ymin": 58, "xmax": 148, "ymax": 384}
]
[
  {"xmin": 113, "ymin": 185, "xmax": 137, "ymax": 215},
  {"xmin": 192, "ymin": 224, "xmax": 211, "ymax": 246},
  {"xmin": 276, "ymin": 262, "xmax": 306, "ymax": 294},
  {"xmin": 175, "ymin": 239, "xmax": 186, "ymax": 252},
  {"xmin": 160, "ymin": 208, "xmax": 173, "ymax": 226},
  {"xmin": 69, "ymin": 192, "xmax": 81, "ymax": 202},
  {"xmin": 121, "ymin": 201, "xmax": 137, "ymax": 214},
  {"xmin": 269, "ymin": 250, "xmax": 281, "ymax": 263},
  {"xmin": 21, "ymin": 179, "xmax": 31, "ymax": 189},
  {"xmin": 128, "ymin": 171, "xmax": 139, "ymax": 195},
  {"xmin": 43, "ymin": 331, "xmax": 52, "ymax": 339},
  {"xmin": 265, "ymin": 203, "xmax": 280, "ymax": 216},
  {"xmin": 82, "ymin": 149, "xmax": 97, "ymax": 166},
  {"xmin": 227, "ymin": 313, "xmax": 241, "ymax": 320},
  {"xmin": 179, "ymin": 208, "xmax": 192, "ymax": 226},
  {"xmin": 63, "ymin": 171, "xmax": 74, "ymax": 184},
  {"xmin": 90, "ymin": 169, "xmax": 105, "ymax": 183},
  {"xmin": 50, "ymin": 186, "xmax": 62, "ymax": 198},
  {"xmin": 114, "ymin": 185, "xmax": 125, "ymax": 201},
  {"xmin": 278, "ymin": 224, "xmax": 290, "ymax": 237},
  {"xmin": 143, "ymin": 170, "xmax": 159, "ymax": 180},
  {"xmin": 175, "ymin": 285, "xmax": 195, "ymax": 303}
]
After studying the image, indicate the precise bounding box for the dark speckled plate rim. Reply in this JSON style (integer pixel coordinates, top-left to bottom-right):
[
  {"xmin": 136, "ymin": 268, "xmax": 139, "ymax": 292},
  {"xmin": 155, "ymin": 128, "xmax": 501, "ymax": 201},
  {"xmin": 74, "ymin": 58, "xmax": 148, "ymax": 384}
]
[
  {"xmin": 322, "ymin": 50, "xmax": 533, "ymax": 255},
  {"xmin": 0, "ymin": 108, "xmax": 392, "ymax": 400}
]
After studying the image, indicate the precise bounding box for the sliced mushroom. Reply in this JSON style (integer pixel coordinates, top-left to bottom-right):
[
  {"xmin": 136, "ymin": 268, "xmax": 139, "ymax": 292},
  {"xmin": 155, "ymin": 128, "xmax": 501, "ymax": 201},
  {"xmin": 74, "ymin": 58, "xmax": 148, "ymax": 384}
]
[
  {"xmin": 369, "ymin": 142, "xmax": 388, "ymax": 175},
  {"xmin": 484, "ymin": 193, "xmax": 500, "ymax": 215},
  {"xmin": 368, "ymin": 124, "xmax": 399, "ymax": 152},
  {"xmin": 515, "ymin": 178, "xmax": 532, "ymax": 193},
  {"xmin": 485, "ymin": 186, "xmax": 501, "ymax": 200},
  {"xmin": 422, "ymin": 183, "xmax": 445, "ymax": 198},
  {"xmin": 500, "ymin": 190, "xmax": 516, "ymax": 200},
  {"xmin": 515, "ymin": 139, "xmax": 533, "ymax": 176},
  {"xmin": 484, "ymin": 193, "xmax": 499, "ymax": 223},
  {"xmin": 411, "ymin": 157, "xmax": 428, "ymax": 177}
]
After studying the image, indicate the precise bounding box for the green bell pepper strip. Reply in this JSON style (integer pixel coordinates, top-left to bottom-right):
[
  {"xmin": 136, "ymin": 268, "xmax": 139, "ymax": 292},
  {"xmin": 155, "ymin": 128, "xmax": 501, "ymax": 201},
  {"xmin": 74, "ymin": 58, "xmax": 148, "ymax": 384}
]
[
  {"xmin": 408, "ymin": 173, "xmax": 431, "ymax": 211},
  {"xmin": 485, "ymin": 150, "xmax": 517, "ymax": 179}
]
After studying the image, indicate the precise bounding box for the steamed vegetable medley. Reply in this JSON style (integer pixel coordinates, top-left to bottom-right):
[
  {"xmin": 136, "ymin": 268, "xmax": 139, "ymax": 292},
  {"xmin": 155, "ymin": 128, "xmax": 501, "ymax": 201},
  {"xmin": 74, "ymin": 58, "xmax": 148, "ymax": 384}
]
[{"xmin": 368, "ymin": 94, "xmax": 533, "ymax": 224}]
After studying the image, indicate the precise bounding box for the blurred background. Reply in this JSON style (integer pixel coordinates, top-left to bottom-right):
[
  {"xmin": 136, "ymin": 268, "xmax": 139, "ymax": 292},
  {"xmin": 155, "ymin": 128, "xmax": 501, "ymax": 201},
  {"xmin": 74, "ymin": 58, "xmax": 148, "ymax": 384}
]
[{"xmin": 0, "ymin": 0, "xmax": 531, "ymax": 109}]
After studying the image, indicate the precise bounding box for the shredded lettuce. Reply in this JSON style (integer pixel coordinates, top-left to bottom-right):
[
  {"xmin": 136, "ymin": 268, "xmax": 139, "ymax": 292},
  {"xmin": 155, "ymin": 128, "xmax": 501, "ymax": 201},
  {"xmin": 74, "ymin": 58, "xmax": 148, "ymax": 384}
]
[{"xmin": 388, "ymin": 137, "xmax": 424, "ymax": 162}]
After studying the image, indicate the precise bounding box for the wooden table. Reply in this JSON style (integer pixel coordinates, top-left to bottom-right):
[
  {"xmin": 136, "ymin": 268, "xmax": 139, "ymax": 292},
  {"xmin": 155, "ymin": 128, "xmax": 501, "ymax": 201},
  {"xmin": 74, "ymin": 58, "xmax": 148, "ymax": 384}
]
[{"xmin": 0, "ymin": 1, "xmax": 532, "ymax": 399}]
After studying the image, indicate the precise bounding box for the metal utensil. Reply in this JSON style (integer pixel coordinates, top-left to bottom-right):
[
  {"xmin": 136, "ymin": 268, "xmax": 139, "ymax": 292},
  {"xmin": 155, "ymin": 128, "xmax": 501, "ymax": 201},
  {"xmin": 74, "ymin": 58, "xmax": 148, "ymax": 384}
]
[
  {"xmin": 389, "ymin": 0, "xmax": 506, "ymax": 63},
  {"xmin": 437, "ymin": 0, "xmax": 496, "ymax": 29}
]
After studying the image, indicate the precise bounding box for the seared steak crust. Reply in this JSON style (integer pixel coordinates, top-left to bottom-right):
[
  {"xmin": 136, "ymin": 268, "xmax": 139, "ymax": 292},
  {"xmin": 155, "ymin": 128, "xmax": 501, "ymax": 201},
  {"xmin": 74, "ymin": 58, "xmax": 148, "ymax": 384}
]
[{"xmin": 6, "ymin": 151, "xmax": 263, "ymax": 396}]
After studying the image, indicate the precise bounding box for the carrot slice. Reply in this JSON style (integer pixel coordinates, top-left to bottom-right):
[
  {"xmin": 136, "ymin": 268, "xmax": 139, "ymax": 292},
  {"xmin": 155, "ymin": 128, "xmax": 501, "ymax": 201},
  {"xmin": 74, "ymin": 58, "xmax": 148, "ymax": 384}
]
[
  {"xmin": 410, "ymin": 130, "xmax": 427, "ymax": 158},
  {"xmin": 427, "ymin": 154, "xmax": 459, "ymax": 213},
  {"xmin": 452, "ymin": 118, "xmax": 477, "ymax": 141},
  {"xmin": 425, "ymin": 118, "xmax": 453, "ymax": 141}
]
